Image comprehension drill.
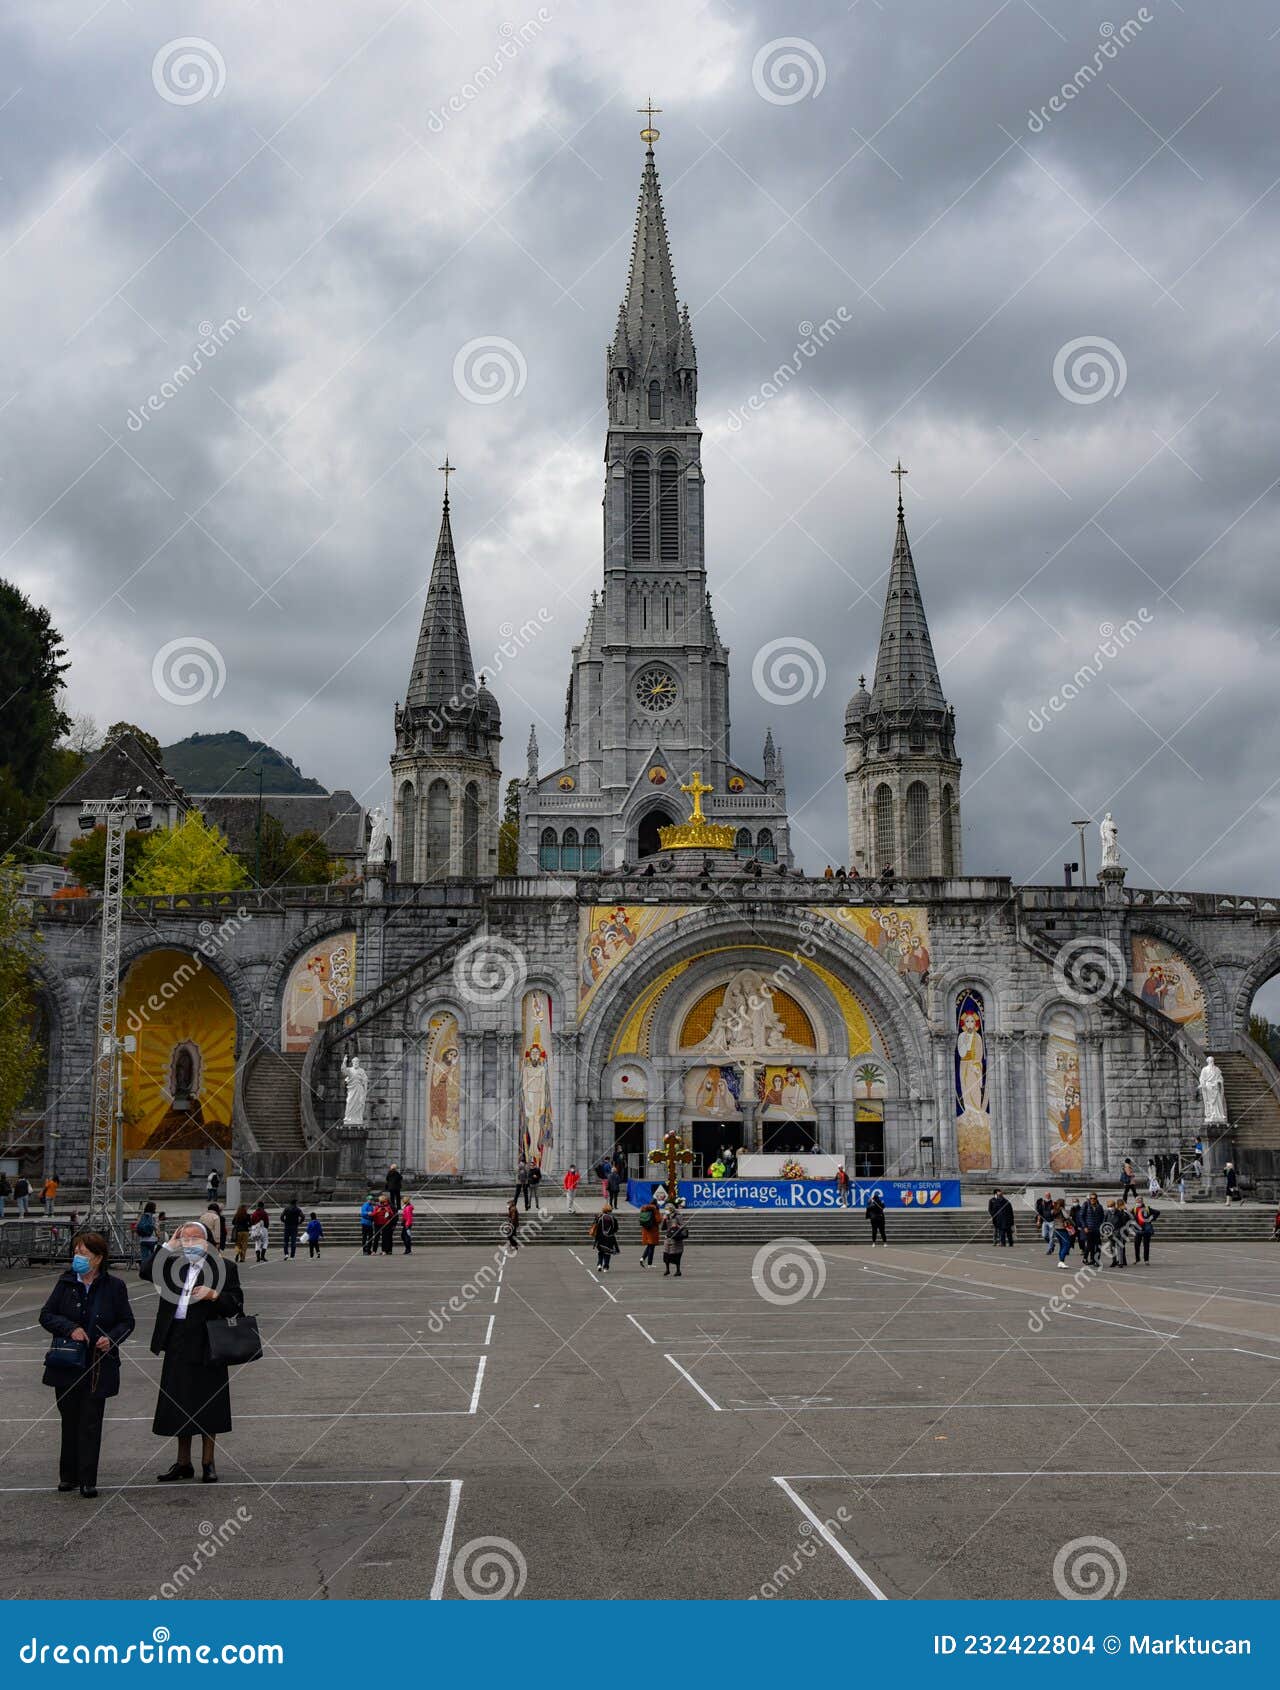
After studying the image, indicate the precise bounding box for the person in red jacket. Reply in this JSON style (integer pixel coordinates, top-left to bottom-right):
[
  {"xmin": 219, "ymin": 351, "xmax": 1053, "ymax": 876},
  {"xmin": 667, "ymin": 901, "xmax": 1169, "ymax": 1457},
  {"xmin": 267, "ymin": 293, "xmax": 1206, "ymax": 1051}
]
[{"xmin": 563, "ymin": 1164, "xmax": 580, "ymax": 1212}]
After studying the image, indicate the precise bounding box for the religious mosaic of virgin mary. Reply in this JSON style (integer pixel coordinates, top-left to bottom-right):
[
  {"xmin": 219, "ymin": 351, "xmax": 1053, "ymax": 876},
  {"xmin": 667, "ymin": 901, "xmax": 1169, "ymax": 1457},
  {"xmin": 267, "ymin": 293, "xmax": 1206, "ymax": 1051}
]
[
  {"xmin": 954, "ymin": 988, "xmax": 992, "ymax": 1171},
  {"xmin": 518, "ymin": 991, "xmax": 555, "ymax": 1166}
]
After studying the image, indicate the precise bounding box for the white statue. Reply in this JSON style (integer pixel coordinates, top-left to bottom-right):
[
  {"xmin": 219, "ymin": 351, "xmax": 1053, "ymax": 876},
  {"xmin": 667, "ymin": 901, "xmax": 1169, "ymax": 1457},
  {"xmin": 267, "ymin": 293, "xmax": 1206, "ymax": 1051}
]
[
  {"xmin": 366, "ymin": 805, "xmax": 389, "ymax": 866},
  {"xmin": 341, "ymin": 1054, "xmax": 369, "ymax": 1127},
  {"xmin": 1197, "ymin": 1054, "xmax": 1227, "ymax": 1126},
  {"xmin": 1099, "ymin": 812, "xmax": 1121, "ymax": 871},
  {"xmin": 697, "ymin": 968, "xmax": 800, "ymax": 1054}
]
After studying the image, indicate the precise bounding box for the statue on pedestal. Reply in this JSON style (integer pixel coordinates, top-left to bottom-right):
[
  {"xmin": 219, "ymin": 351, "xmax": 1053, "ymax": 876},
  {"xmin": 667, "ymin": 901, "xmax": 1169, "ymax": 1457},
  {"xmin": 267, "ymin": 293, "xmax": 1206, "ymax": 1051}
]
[
  {"xmin": 366, "ymin": 805, "xmax": 389, "ymax": 867},
  {"xmin": 1197, "ymin": 1053, "xmax": 1227, "ymax": 1126},
  {"xmin": 1099, "ymin": 812, "xmax": 1121, "ymax": 871},
  {"xmin": 341, "ymin": 1054, "xmax": 369, "ymax": 1127}
]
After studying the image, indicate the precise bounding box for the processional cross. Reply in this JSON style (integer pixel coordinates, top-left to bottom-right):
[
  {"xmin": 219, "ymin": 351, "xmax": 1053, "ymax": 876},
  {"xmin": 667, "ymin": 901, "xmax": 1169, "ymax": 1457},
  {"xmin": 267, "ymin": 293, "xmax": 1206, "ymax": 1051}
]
[
  {"xmin": 681, "ymin": 769, "xmax": 712, "ymax": 824},
  {"xmin": 648, "ymin": 1128, "xmax": 693, "ymax": 1200}
]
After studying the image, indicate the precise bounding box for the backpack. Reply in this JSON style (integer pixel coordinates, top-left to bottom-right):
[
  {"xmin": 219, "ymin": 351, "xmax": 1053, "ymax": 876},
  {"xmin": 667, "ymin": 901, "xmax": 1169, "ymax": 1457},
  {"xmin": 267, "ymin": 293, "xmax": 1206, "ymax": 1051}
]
[{"xmin": 136, "ymin": 1212, "xmax": 155, "ymax": 1238}]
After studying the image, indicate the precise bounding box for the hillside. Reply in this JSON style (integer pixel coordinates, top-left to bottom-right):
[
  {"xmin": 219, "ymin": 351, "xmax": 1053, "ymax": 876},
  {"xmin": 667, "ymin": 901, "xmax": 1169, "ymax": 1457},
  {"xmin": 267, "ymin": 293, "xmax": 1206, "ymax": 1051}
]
[{"xmin": 161, "ymin": 731, "xmax": 326, "ymax": 795}]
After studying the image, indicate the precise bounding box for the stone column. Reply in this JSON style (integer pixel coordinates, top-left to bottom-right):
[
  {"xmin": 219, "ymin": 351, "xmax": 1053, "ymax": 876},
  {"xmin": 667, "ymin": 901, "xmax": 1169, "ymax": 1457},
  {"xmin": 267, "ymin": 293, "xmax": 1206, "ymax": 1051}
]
[
  {"xmin": 496, "ymin": 1031, "xmax": 517, "ymax": 1178},
  {"xmin": 1021, "ymin": 1031, "xmax": 1046, "ymax": 1177},
  {"xmin": 1081, "ymin": 1035, "xmax": 1106, "ymax": 1175}
]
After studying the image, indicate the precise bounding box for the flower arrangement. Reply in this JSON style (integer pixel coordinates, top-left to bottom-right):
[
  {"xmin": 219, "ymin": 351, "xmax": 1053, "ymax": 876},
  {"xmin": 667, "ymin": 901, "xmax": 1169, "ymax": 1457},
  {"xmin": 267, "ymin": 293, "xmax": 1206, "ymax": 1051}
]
[{"xmin": 780, "ymin": 1158, "xmax": 809, "ymax": 1180}]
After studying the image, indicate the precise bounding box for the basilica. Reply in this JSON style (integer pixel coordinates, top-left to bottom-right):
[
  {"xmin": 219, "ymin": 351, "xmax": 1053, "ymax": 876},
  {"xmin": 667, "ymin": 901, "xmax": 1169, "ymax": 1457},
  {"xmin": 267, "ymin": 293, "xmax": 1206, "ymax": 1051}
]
[{"xmin": 25, "ymin": 133, "xmax": 1280, "ymax": 1196}]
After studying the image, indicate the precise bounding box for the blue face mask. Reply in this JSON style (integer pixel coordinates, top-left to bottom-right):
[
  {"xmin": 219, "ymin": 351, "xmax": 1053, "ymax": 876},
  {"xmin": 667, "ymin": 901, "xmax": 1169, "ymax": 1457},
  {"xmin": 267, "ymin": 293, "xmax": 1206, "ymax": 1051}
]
[
  {"xmin": 71, "ymin": 1254, "xmax": 92, "ymax": 1277},
  {"xmin": 182, "ymin": 1243, "xmax": 205, "ymax": 1264}
]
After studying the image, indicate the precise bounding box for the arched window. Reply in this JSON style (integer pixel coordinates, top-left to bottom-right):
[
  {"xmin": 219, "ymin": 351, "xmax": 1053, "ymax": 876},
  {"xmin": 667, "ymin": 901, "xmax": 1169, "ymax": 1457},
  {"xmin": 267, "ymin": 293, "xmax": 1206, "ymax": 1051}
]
[
  {"xmin": 648, "ymin": 380, "xmax": 662, "ymax": 420},
  {"xmin": 905, "ymin": 781, "xmax": 930, "ymax": 876},
  {"xmin": 756, "ymin": 828, "xmax": 776, "ymax": 864},
  {"xmin": 940, "ymin": 784, "xmax": 956, "ymax": 876},
  {"xmin": 461, "ymin": 782, "xmax": 480, "ymax": 877},
  {"xmin": 426, "ymin": 779, "xmax": 451, "ymax": 878},
  {"xmin": 735, "ymin": 827, "xmax": 753, "ymax": 860},
  {"xmin": 874, "ymin": 783, "xmax": 895, "ymax": 871},
  {"xmin": 582, "ymin": 827, "xmax": 602, "ymax": 871},
  {"xmin": 397, "ymin": 781, "xmax": 416, "ymax": 880},
  {"xmin": 539, "ymin": 827, "xmax": 559, "ymax": 871},
  {"xmin": 628, "ymin": 452, "xmax": 653, "ymax": 561},
  {"xmin": 560, "ymin": 826, "xmax": 580, "ymax": 872},
  {"xmin": 658, "ymin": 453, "xmax": 680, "ymax": 561}
]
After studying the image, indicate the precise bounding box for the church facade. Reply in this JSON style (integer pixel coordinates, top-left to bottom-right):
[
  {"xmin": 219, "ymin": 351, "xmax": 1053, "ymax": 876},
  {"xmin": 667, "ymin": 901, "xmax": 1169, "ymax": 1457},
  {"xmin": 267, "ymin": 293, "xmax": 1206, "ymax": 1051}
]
[{"xmin": 23, "ymin": 135, "xmax": 1280, "ymax": 1195}]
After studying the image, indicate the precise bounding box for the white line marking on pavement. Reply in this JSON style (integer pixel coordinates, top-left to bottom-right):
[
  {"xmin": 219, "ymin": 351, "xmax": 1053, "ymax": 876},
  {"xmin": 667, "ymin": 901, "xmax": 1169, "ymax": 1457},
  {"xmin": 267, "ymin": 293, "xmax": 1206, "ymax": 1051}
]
[
  {"xmin": 783, "ymin": 1469, "xmax": 1280, "ymax": 1481},
  {"xmin": 484, "ymin": 1315, "xmax": 495, "ymax": 1346},
  {"xmin": 492, "ymin": 1282, "xmax": 502, "ymax": 1304},
  {"xmin": 664, "ymin": 1354, "xmax": 721, "ymax": 1411},
  {"xmin": 593, "ymin": 1277, "xmax": 619, "ymax": 1302},
  {"xmin": 773, "ymin": 1477, "xmax": 887, "ymax": 1600},
  {"xmin": 627, "ymin": 1314, "xmax": 656, "ymax": 1344},
  {"xmin": 469, "ymin": 1354, "xmax": 487, "ymax": 1414},
  {"xmin": 430, "ymin": 1479, "xmax": 463, "ymax": 1601}
]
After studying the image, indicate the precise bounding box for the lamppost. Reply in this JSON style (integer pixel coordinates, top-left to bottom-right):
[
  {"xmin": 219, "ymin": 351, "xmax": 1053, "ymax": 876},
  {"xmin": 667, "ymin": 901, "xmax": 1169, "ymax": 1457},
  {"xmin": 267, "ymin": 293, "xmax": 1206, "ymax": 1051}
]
[
  {"xmin": 78, "ymin": 791, "xmax": 153, "ymax": 1252},
  {"xmin": 1072, "ymin": 819, "xmax": 1092, "ymax": 886}
]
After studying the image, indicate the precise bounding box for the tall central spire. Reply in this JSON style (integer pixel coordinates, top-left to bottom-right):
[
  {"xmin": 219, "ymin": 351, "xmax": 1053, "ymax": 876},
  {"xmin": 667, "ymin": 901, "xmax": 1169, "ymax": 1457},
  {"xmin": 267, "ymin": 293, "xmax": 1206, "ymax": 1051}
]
[
  {"xmin": 404, "ymin": 493, "xmax": 477, "ymax": 716},
  {"xmin": 869, "ymin": 498, "xmax": 946, "ymax": 714},
  {"xmin": 607, "ymin": 125, "xmax": 696, "ymax": 428}
]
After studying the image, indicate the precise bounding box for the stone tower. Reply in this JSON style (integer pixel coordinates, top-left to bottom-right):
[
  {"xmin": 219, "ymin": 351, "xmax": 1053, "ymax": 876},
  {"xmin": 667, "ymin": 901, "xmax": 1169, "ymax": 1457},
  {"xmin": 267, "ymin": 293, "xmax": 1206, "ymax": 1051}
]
[
  {"xmin": 844, "ymin": 488, "xmax": 961, "ymax": 877},
  {"xmin": 391, "ymin": 489, "xmax": 501, "ymax": 880},
  {"xmin": 518, "ymin": 129, "xmax": 791, "ymax": 873}
]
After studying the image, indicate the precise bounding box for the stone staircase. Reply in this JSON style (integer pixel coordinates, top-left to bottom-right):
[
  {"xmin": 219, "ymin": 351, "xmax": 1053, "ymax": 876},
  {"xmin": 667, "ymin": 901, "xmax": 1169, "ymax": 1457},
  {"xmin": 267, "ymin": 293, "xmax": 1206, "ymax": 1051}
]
[
  {"xmin": 1216, "ymin": 1048, "xmax": 1280, "ymax": 1149},
  {"xmin": 242, "ymin": 1047, "xmax": 308, "ymax": 1154}
]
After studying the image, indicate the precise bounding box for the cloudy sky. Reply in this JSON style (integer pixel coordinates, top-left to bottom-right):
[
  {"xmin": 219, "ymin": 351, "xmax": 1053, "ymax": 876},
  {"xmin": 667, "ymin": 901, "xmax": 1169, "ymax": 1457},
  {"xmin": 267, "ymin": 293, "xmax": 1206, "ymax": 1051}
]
[{"xmin": 5, "ymin": 0, "xmax": 1279, "ymax": 910}]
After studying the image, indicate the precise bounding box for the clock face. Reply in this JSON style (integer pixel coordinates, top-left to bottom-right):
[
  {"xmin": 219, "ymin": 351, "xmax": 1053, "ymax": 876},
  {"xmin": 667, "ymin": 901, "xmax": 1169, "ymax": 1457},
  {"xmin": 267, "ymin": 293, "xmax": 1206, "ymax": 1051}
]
[{"xmin": 635, "ymin": 665, "xmax": 679, "ymax": 713}]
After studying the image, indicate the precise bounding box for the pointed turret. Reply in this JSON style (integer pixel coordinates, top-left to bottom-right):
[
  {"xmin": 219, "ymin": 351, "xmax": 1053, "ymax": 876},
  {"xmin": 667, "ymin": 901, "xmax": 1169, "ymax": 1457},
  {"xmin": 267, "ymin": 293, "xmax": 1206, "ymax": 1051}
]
[
  {"xmin": 404, "ymin": 493, "xmax": 482, "ymax": 721},
  {"xmin": 868, "ymin": 500, "xmax": 946, "ymax": 715},
  {"xmin": 526, "ymin": 724, "xmax": 539, "ymax": 783},
  {"xmin": 606, "ymin": 137, "xmax": 696, "ymax": 428}
]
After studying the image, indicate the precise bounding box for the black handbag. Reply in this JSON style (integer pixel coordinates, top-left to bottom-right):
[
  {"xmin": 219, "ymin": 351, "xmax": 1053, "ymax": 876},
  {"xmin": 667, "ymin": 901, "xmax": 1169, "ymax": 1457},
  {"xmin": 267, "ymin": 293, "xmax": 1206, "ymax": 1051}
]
[
  {"xmin": 44, "ymin": 1334, "xmax": 88, "ymax": 1370},
  {"xmin": 206, "ymin": 1313, "xmax": 263, "ymax": 1366}
]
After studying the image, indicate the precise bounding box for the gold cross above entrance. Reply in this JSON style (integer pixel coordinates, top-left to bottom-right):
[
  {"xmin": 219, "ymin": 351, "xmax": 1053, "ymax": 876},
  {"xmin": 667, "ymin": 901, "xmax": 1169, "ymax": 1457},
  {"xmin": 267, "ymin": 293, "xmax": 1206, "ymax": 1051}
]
[{"xmin": 681, "ymin": 770, "xmax": 712, "ymax": 824}]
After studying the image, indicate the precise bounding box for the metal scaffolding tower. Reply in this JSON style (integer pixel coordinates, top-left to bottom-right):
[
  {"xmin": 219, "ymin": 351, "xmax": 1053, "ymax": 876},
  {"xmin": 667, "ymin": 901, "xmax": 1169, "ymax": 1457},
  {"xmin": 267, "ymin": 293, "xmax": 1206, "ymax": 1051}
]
[{"xmin": 81, "ymin": 793, "xmax": 153, "ymax": 1248}]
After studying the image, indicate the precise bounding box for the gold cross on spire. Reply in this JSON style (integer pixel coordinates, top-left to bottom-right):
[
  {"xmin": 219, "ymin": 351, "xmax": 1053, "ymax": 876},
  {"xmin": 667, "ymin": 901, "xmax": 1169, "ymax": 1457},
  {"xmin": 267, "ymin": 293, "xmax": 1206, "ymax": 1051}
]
[
  {"xmin": 438, "ymin": 455, "xmax": 456, "ymax": 499},
  {"xmin": 681, "ymin": 769, "xmax": 711, "ymax": 824},
  {"xmin": 637, "ymin": 97, "xmax": 662, "ymax": 147},
  {"xmin": 890, "ymin": 459, "xmax": 908, "ymax": 508}
]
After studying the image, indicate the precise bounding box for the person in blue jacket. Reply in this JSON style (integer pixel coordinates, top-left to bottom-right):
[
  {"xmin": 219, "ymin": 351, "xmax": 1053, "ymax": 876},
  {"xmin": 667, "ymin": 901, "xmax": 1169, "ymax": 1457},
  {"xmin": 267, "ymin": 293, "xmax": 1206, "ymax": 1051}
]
[
  {"xmin": 39, "ymin": 1230, "xmax": 135, "ymax": 1497},
  {"xmin": 359, "ymin": 1193, "xmax": 376, "ymax": 1255}
]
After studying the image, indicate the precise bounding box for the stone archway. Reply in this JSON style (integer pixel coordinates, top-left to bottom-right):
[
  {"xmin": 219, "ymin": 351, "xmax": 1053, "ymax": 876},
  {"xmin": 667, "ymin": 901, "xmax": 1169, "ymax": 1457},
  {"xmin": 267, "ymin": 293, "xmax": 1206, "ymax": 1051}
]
[{"xmin": 636, "ymin": 807, "xmax": 675, "ymax": 858}]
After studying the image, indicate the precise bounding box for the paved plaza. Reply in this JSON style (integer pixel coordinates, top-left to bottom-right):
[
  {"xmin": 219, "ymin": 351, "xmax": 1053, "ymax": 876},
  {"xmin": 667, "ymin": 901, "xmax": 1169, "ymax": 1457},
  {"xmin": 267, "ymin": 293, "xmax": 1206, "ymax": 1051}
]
[{"xmin": 2, "ymin": 1236, "xmax": 1280, "ymax": 1601}]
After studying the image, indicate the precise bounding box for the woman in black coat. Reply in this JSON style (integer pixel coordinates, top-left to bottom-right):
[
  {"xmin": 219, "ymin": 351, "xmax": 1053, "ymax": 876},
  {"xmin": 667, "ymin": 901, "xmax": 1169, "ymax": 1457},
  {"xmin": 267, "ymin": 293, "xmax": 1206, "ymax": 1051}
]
[
  {"xmin": 141, "ymin": 1219, "xmax": 243, "ymax": 1483},
  {"xmin": 39, "ymin": 1230, "xmax": 135, "ymax": 1497}
]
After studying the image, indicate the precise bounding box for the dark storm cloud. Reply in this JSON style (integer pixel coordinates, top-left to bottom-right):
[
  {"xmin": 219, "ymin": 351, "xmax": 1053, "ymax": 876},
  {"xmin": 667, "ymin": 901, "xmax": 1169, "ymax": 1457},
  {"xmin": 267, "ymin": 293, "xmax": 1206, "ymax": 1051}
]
[{"xmin": 2, "ymin": 0, "xmax": 1278, "ymax": 907}]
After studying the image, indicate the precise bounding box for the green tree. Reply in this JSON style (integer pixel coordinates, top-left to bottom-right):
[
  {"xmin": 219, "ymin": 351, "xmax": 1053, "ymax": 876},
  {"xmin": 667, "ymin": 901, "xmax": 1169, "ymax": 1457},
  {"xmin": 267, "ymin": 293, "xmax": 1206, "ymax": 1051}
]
[
  {"xmin": 0, "ymin": 859, "xmax": 41, "ymax": 1139},
  {"xmin": 129, "ymin": 812, "xmax": 249, "ymax": 896},
  {"xmin": 243, "ymin": 813, "xmax": 340, "ymax": 887},
  {"xmin": 65, "ymin": 825, "xmax": 149, "ymax": 891},
  {"xmin": 0, "ymin": 581, "xmax": 69, "ymax": 792},
  {"xmin": 497, "ymin": 777, "xmax": 520, "ymax": 875},
  {"xmin": 105, "ymin": 721, "xmax": 163, "ymax": 765}
]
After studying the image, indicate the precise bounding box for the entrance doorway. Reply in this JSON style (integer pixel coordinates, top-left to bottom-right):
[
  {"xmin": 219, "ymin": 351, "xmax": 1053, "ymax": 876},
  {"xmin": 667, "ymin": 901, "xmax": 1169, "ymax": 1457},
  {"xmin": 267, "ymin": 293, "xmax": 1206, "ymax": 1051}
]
[
  {"xmin": 854, "ymin": 1116, "xmax": 885, "ymax": 1179},
  {"xmin": 637, "ymin": 808, "xmax": 675, "ymax": 858},
  {"xmin": 610, "ymin": 1120, "xmax": 644, "ymax": 1176},
  {"xmin": 690, "ymin": 1120, "xmax": 741, "ymax": 1171},
  {"xmin": 761, "ymin": 1118, "xmax": 817, "ymax": 1155}
]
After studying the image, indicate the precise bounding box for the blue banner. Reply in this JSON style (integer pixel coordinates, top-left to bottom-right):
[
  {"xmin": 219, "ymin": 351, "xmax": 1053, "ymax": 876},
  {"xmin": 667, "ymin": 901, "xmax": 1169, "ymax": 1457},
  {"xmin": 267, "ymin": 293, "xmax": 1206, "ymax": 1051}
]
[{"xmin": 627, "ymin": 1178, "xmax": 962, "ymax": 1209}]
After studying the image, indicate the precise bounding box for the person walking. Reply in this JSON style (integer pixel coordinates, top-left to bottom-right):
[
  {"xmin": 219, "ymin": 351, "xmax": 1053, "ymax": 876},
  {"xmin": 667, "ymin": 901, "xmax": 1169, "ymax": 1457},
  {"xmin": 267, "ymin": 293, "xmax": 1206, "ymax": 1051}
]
[
  {"xmin": 987, "ymin": 1190, "xmax": 1005, "ymax": 1246},
  {"xmin": 386, "ymin": 1163, "xmax": 403, "ymax": 1211},
  {"xmin": 1132, "ymin": 1198, "xmax": 1158, "ymax": 1264},
  {"xmin": 400, "ymin": 1198, "xmax": 414, "ymax": 1255},
  {"xmin": 563, "ymin": 1164, "xmax": 580, "ymax": 1213},
  {"xmin": 0, "ymin": 1170, "xmax": 9, "ymax": 1218},
  {"xmin": 661, "ymin": 1207, "xmax": 688, "ymax": 1276},
  {"xmin": 1034, "ymin": 1191, "xmax": 1055, "ymax": 1255},
  {"xmin": 606, "ymin": 1160, "xmax": 623, "ymax": 1211},
  {"xmin": 866, "ymin": 1192, "xmax": 887, "ymax": 1246},
  {"xmin": 249, "ymin": 1212, "xmax": 268, "ymax": 1264},
  {"xmin": 135, "ymin": 1201, "xmax": 160, "ymax": 1272},
  {"xmin": 280, "ymin": 1197, "xmax": 304, "ymax": 1262},
  {"xmin": 1225, "ymin": 1162, "xmax": 1240, "ymax": 1205},
  {"xmin": 204, "ymin": 1203, "xmax": 228, "ymax": 1252},
  {"xmin": 205, "ymin": 1169, "xmax": 219, "ymax": 1207},
  {"xmin": 590, "ymin": 1206, "xmax": 620, "ymax": 1272},
  {"xmin": 39, "ymin": 1230, "xmax": 135, "ymax": 1497},
  {"xmin": 359, "ymin": 1193, "xmax": 376, "ymax": 1256},
  {"xmin": 142, "ymin": 1220, "xmax": 244, "ymax": 1484},
  {"xmin": 835, "ymin": 1164, "xmax": 851, "ymax": 1209},
  {"xmin": 1120, "ymin": 1158, "xmax": 1137, "ymax": 1202},
  {"xmin": 378, "ymin": 1193, "xmax": 397, "ymax": 1256},
  {"xmin": 503, "ymin": 1199, "xmax": 521, "ymax": 1253},
  {"xmin": 596, "ymin": 1156, "xmax": 612, "ymax": 1201},
  {"xmin": 305, "ymin": 1213, "xmax": 323, "ymax": 1258},
  {"xmin": 515, "ymin": 1158, "xmax": 530, "ymax": 1211},
  {"xmin": 42, "ymin": 1174, "xmax": 59, "ymax": 1217},
  {"xmin": 1051, "ymin": 1199, "xmax": 1075, "ymax": 1267},
  {"xmin": 1081, "ymin": 1193, "xmax": 1105, "ymax": 1267},
  {"xmin": 1104, "ymin": 1202, "xmax": 1128, "ymax": 1269},
  {"xmin": 638, "ymin": 1197, "xmax": 661, "ymax": 1267},
  {"xmin": 527, "ymin": 1161, "xmax": 542, "ymax": 1211},
  {"xmin": 991, "ymin": 1189, "xmax": 1015, "ymax": 1247},
  {"xmin": 15, "ymin": 1175, "xmax": 30, "ymax": 1217},
  {"xmin": 232, "ymin": 1204, "xmax": 251, "ymax": 1264},
  {"xmin": 1146, "ymin": 1159, "xmax": 1162, "ymax": 1197}
]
